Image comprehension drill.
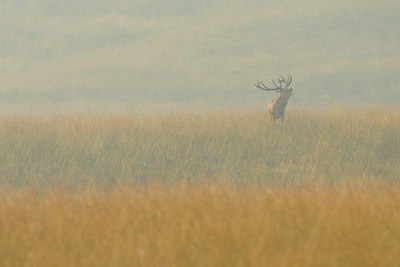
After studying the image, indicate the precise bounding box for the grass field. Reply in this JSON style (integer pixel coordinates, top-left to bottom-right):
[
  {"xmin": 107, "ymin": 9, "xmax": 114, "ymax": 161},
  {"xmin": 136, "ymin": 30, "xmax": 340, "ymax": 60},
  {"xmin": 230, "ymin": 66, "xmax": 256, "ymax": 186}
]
[{"xmin": 0, "ymin": 106, "xmax": 399, "ymax": 266}]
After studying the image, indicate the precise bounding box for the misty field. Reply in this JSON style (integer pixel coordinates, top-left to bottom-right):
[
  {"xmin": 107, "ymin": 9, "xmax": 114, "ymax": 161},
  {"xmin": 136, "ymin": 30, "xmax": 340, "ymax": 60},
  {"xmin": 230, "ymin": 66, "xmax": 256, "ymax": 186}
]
[{"xmin": 0, "ymin": 106, "xmax": 399, "ymax": 266}]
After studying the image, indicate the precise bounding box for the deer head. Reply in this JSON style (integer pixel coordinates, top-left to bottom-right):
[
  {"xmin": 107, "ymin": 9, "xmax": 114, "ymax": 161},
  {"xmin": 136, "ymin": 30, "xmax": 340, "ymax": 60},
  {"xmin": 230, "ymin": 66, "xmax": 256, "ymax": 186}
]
[{"xmin": 254, "ymin": 74, "xmax": 293, "ymax": 100}]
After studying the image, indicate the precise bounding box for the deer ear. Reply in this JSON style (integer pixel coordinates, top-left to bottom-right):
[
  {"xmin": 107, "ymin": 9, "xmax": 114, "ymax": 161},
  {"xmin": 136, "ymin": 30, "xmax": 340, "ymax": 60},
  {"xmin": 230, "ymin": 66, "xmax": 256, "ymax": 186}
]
[{"xmin": 289, "ymin": 88, "xmax": 293, "ymax": 93}]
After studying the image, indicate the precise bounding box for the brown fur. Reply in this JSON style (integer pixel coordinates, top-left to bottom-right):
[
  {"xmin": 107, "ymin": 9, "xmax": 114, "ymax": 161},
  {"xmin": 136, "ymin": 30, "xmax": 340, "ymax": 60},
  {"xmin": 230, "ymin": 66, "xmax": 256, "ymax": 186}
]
[{"xmin": 267, "ymin": 88, "xmax": 293, "ymax": 122}]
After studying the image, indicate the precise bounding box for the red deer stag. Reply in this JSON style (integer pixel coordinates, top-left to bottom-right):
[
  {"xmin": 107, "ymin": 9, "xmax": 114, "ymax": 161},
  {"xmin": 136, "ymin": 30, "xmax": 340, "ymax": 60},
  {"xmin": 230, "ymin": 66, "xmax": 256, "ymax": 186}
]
[{"xmin": 254, "ymin": 74, "xmax": 293, "ymax": 122}]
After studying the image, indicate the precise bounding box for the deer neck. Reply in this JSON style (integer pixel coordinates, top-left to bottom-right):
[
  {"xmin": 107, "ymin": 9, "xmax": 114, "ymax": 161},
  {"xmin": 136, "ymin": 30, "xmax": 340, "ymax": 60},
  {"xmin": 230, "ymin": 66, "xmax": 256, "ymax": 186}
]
[{"xmin": 274, "ymin": 94, "xmax": 289, "ymax": 108}]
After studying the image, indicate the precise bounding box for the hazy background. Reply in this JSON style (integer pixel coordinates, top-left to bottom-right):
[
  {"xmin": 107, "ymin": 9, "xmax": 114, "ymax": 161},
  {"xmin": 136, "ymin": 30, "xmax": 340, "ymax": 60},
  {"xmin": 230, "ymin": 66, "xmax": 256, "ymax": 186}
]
[{"xmin": 1, "ymin": 0, "xmax": 399, "ymax": 113}]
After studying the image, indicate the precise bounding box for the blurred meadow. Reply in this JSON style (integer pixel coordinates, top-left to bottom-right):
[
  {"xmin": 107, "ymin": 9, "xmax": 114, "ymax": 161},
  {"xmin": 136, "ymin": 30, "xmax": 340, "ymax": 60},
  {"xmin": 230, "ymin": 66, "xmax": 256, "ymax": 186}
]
[
  {"xmin": 0, "ymin": 106, "xmax": 398, "ymax": 189},
  {"xmin": 0, "ymin": 106, "xmax": 399, "ymax": 266},
  {"xmin": 1, "ymin": 183, "xmax": 400, "ymax": 267}
]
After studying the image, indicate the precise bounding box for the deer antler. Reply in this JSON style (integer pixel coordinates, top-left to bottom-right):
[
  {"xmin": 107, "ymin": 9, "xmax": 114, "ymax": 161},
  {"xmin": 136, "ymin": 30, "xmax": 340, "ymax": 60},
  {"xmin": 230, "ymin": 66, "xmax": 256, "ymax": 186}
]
[
  {"xmin": 254, "ymin": 74, "xmax": 292, "ymax": 91},
  {"xmin": 254, "ymin": 80, "xmax": 281, "ymax": 91},
  {"xmin": 278, "ymin": 75, "xmax": 292, "ymax": 88}
]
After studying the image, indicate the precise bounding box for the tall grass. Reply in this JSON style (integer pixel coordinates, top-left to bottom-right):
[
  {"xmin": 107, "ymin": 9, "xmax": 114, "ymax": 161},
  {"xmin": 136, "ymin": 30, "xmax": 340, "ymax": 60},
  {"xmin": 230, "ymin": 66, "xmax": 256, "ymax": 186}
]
[
  {"xmin": 0, "ymin": 106, "xmax": 399, "ymax": 266},
  {"xmin": 1, "ymin": 183, "xmax": 400, "ymax": 266},
  {"xmin": 0, "ymin": 106, "xmax": 398, "ymax": 189}
]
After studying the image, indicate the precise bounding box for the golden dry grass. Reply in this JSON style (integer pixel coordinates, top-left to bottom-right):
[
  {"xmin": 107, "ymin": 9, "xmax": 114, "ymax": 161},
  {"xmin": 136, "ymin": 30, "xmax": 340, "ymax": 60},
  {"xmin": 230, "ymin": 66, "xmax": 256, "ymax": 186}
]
[
  {"xmin": 1, "ymin": 183, "xmax": 400, "ymax": 267},
  {"xmin": 0, "ymin": 106, "xmax": 399, "ymax": 266}
]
